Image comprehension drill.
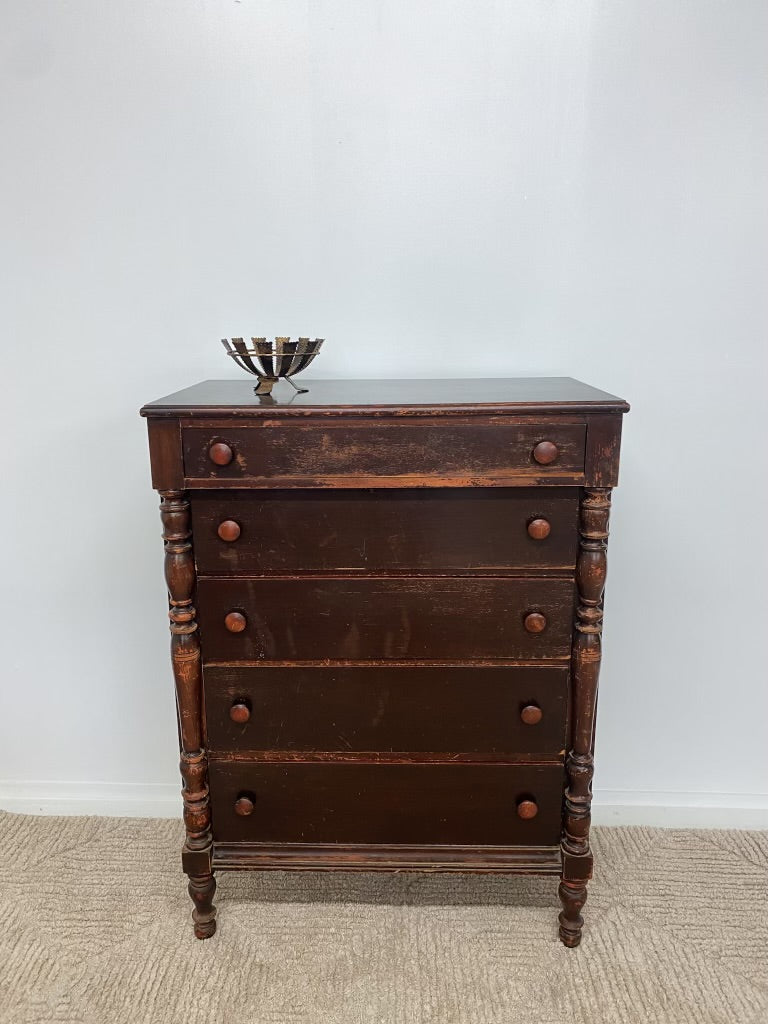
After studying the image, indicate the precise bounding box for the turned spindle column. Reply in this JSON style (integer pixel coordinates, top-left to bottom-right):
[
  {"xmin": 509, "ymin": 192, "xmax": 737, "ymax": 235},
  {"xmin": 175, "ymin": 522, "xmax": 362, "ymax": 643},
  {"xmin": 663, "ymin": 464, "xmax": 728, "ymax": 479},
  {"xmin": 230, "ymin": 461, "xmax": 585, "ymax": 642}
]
[
  {"xmin": 559, "ymin": 487, "xmax": 611, "ymax": 947},
  {"xmin": 160, "ymin": 489, "xmax": 216, "ymax": 939}
]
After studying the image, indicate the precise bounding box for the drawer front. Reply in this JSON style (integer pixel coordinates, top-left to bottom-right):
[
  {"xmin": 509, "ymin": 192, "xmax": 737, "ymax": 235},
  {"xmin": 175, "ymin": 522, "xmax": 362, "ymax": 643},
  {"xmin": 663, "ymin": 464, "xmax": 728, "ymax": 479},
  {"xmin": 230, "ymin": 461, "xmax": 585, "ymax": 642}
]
[
  {"xmin": 205, "ymin": 665, "xmax": 568, "ymax": 755},
  {"xmin": 209, "ymin": 762, "xmax": 564, "ymax": 845},
  {"xmin": 197, "ymin": 577, "xmax": 574, "ymax": 661},
  {"xmin": 192, "ymin": 489, "xmax": 579, "ymax": 574},
  {"xmin": 182, "ymin": 421, "xmax": 586, "ymax": 487}
]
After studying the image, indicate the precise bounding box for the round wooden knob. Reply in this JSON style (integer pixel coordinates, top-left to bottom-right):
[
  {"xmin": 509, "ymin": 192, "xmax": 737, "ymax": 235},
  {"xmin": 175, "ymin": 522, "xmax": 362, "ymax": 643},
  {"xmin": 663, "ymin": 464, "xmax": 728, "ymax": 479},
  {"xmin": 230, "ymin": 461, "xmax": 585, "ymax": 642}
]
[
  {"xmin": 209, "ymin": 442, "xmax": 234, "ymax": 466},
  {"xmin": 532, "ymin": 440, "xmax": 559, "ymax": 465},
  {"xmin": 217, "ymin": 519, "xmax": 241, "ymax": 542},
  {"xmin": 524, "ymin": 611, "xmax": 547, "ymax": 633},
  {"xmin": 234, "ymin": 794, "xmax": 255, "ymax": 816},
  {"xmin": 224, "ymin": 611, "xmax": 247, "ymax": 633},
  {"xmin": 520, "ymin": 703, "xmax": 543, "ymax": 726},
  {"xmin": 517, "ymin": 799, "xmax": 539, "ymax": 820},
  {"xmin": 527, "ymin": 518, "xmax": 551, "ymax": 540},
  {"xmin": 229, "ymin": 701, "xmax": 251, "ymax": 724}
]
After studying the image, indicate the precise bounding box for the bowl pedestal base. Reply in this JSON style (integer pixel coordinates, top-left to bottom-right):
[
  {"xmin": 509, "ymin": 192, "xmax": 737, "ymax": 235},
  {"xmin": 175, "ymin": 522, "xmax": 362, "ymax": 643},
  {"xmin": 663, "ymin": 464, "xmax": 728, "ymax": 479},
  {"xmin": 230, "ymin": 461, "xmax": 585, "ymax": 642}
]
[{"xmin": 255, "ymin": 376, "xmax": 309, "ymax": 396}]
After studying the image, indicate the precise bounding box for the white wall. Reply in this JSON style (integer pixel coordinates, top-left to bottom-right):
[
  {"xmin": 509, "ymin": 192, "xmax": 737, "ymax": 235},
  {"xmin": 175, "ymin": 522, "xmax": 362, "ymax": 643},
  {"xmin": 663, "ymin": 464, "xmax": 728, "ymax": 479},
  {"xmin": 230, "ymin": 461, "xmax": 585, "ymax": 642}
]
[{"xmin": 2, "ymin": 1, "xmax": 767, "ymax": 826}]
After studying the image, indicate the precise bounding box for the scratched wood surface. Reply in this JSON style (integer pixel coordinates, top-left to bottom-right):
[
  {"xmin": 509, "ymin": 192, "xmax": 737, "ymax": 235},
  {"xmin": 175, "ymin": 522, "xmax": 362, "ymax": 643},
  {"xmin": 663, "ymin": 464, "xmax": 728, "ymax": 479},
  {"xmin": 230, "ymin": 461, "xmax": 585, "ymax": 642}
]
[
  {"xmin": 191, "ymin": 488, "xmax": 579, "ymax": 574},
  {"xmin": 196, "ymin": 577, "xmax": 575, "ymax": 662},
  {"xmin": 203, "ymin": 664, "xmax": 569, "ymax": 756},
  {"xmin": 207, "ymin": 762, "xmax": 565, "ymax": 846},
  {"xmin": 181, "ymin": 421, "xmax": 588, "ymax": 487}
]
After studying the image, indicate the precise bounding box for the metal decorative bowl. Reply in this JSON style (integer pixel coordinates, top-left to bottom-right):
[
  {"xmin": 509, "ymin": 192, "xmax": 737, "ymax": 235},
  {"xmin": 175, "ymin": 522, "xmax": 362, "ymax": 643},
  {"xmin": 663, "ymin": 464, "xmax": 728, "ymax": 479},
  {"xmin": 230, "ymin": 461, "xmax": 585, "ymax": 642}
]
[{"xmin": 222, "ymin": 337, "xmax": 324, "ymax": 395}]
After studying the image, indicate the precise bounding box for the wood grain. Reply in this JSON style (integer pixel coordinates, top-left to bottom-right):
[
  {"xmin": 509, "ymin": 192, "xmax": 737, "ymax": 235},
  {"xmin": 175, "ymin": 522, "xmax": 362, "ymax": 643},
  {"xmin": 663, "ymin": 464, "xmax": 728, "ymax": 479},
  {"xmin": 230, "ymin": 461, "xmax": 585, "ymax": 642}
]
[
  {"xmin": 159, "ymin": 490, "xmax": 216, "ymax": 939},
  {"xmin": 191, "ymin": 488, "xmax": 579, "ymax": 575},
  {"xmin": 203, "ymin": 664, "xmax": 568, "ymax": 756},
  {"xmin": 559, "ymin": 487, "xmax": 611, "ymax": 947},
  {"xmin": 181, "ymin": 421, "xmax": 587, "ymax": 487},
  {"xmin": 208, "ymin": 762, "xmax": 565, "ymax": 846},
  {"xmin": 196, "ymin": 577, "xmax": 575, "ymax": 662}
]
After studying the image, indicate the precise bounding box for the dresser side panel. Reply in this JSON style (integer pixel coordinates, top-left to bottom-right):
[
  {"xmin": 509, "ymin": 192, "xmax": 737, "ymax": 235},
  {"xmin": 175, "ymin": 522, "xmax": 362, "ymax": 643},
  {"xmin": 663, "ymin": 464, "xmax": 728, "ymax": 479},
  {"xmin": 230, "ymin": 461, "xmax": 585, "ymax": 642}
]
[
  {"xmin": 584, "ymin": 414, "xmax": 624, "ymax": 488},
  {"xmin": 146, "ymin": 416, "xmax": 184, "ymax": 490}
]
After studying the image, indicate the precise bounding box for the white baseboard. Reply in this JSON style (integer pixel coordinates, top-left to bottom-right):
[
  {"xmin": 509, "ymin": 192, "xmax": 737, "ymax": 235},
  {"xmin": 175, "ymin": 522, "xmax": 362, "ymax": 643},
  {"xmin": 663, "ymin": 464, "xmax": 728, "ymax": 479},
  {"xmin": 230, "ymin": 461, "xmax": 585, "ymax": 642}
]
[
  {"xmin": 0, "ymin": 782, "xmax": 181, "ymax": 819},
  {"xmin": 1, "ymin": 781, "xmax": 767, "ymax": 829},
  {"xmin": 592, "ymin": 790, "xmax": 768, "ymax": 829}
]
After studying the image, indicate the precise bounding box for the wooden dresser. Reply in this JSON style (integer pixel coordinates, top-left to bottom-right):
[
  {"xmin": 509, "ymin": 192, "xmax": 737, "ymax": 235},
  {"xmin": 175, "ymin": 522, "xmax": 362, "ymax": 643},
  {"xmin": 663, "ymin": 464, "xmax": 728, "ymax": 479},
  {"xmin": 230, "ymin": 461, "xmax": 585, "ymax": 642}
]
[{"xmin": 141, "ymin": 378, "xmax": 628, "ymax": 946}]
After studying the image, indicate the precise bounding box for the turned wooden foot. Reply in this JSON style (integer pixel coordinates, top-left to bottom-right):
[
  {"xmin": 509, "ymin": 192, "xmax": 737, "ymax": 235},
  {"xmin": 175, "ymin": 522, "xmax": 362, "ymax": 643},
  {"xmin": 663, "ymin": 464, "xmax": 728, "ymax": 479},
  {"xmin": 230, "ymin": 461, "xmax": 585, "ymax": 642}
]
[
  {"xmin": 188, "ymin": 873, "xmax": 217, "ymax": 939},
  {"xmin": 558, "ymin": 880, "xmax": 587, "ymax": 947}
]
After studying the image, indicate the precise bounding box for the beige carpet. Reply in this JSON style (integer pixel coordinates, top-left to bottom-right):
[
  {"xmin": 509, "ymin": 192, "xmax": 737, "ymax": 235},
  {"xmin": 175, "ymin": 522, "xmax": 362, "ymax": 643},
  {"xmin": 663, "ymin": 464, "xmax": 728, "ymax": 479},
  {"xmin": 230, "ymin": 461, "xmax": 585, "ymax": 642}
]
[{"xmin": 2, "ymin": 811, "xmax": 767, "ymax": 1024}]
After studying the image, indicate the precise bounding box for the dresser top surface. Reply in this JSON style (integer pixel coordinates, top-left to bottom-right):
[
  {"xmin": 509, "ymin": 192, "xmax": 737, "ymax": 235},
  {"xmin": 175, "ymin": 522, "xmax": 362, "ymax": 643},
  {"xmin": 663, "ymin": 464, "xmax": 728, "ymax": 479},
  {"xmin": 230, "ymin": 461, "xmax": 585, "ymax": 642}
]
[{"xmin": 141, "ymin": 378, "xmax": 629, "ymax": 418}]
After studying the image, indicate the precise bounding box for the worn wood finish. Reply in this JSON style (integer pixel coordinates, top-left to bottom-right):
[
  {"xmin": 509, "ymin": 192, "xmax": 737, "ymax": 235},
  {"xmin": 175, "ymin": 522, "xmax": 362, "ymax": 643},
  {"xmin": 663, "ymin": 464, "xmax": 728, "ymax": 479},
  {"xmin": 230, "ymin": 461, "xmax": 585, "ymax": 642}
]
[
  {"xmin": 143, "ymin": 377, "xmax": 627, "ymax": 943},
  {"xmin": 203, "ymin": 664, "xmax": 568, "ymax": 756},
  {"xmin": 182, "ymin": 420, "xmax": 588, "ymax": 488},
  {"xmin": 191, "ymin": 489, "xmax": 579, "ymax": 575},
  {"xmin": 559, "ymin": 487, "xmax": 611, "ymax": 947},
  {"xmin": 208, "ymin": 762, "xmax": 565, "ymax": 846},
  {"xmin": 159, "ymin": 490, "xmax": 216, "ymax": 939},
  {"xmin": 584, "ymin": 414, "xmax": 624, "ymax": 488},
  {"xmin": 212, "ymin": 843, "xmax": 562, "ymax": 873},
  {"xmin": 196, "ymin": 577, "xmax": 575, "ymax": 662}
]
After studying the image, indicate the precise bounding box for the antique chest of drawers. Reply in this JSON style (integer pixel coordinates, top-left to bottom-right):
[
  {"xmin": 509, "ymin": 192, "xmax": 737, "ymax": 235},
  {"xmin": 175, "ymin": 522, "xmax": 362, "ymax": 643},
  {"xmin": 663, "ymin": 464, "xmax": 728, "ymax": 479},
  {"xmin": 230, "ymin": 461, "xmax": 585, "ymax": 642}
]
[{"xmin": 141, "ymin": 377, "xmax": 628, "ymax": 946}]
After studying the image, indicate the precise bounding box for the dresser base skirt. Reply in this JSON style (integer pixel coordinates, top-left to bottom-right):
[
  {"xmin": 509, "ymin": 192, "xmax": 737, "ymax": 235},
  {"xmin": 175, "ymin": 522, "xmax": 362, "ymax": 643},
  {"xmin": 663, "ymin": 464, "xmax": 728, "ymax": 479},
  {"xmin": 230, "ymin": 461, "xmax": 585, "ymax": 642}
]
[{"xmin": 211, "ymin": 842, "xmax": 562, "ymax": 873}]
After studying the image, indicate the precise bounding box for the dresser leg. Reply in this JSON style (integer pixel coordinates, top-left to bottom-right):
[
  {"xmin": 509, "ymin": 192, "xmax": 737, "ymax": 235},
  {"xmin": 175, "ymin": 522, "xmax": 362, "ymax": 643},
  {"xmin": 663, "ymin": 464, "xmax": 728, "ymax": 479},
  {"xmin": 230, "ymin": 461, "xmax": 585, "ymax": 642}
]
[
  {"xmin": 558, "ymin": 880, "xmax": 587, "ymax": 947},
  {"xmin": 159, "ymin": 491, "xmax": 217, "ymax": 941},
  {"xmin": 559, "ymin": 487, "xmax": 611, "ymax": 949},
  {"xmin": 188, "ymin": 873, "xmax": 217, "ymax": 939}
]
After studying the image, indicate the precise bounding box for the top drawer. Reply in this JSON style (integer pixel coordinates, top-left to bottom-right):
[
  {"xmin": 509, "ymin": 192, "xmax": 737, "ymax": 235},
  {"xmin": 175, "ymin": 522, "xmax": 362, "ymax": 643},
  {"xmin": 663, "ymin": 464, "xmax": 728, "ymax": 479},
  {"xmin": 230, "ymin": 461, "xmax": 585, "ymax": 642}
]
[{"xmin": 181, "ymin": 419, "xmax": 587, "ymax": 488}]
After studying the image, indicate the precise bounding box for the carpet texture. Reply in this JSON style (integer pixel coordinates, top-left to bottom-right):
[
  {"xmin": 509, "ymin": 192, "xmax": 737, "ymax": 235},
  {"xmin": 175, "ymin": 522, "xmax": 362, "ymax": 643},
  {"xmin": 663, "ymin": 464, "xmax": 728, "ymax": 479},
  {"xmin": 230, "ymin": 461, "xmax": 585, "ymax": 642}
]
[{"xmin": 2, "ymin": 811, "xmax": 767, "ymax": 1024}]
